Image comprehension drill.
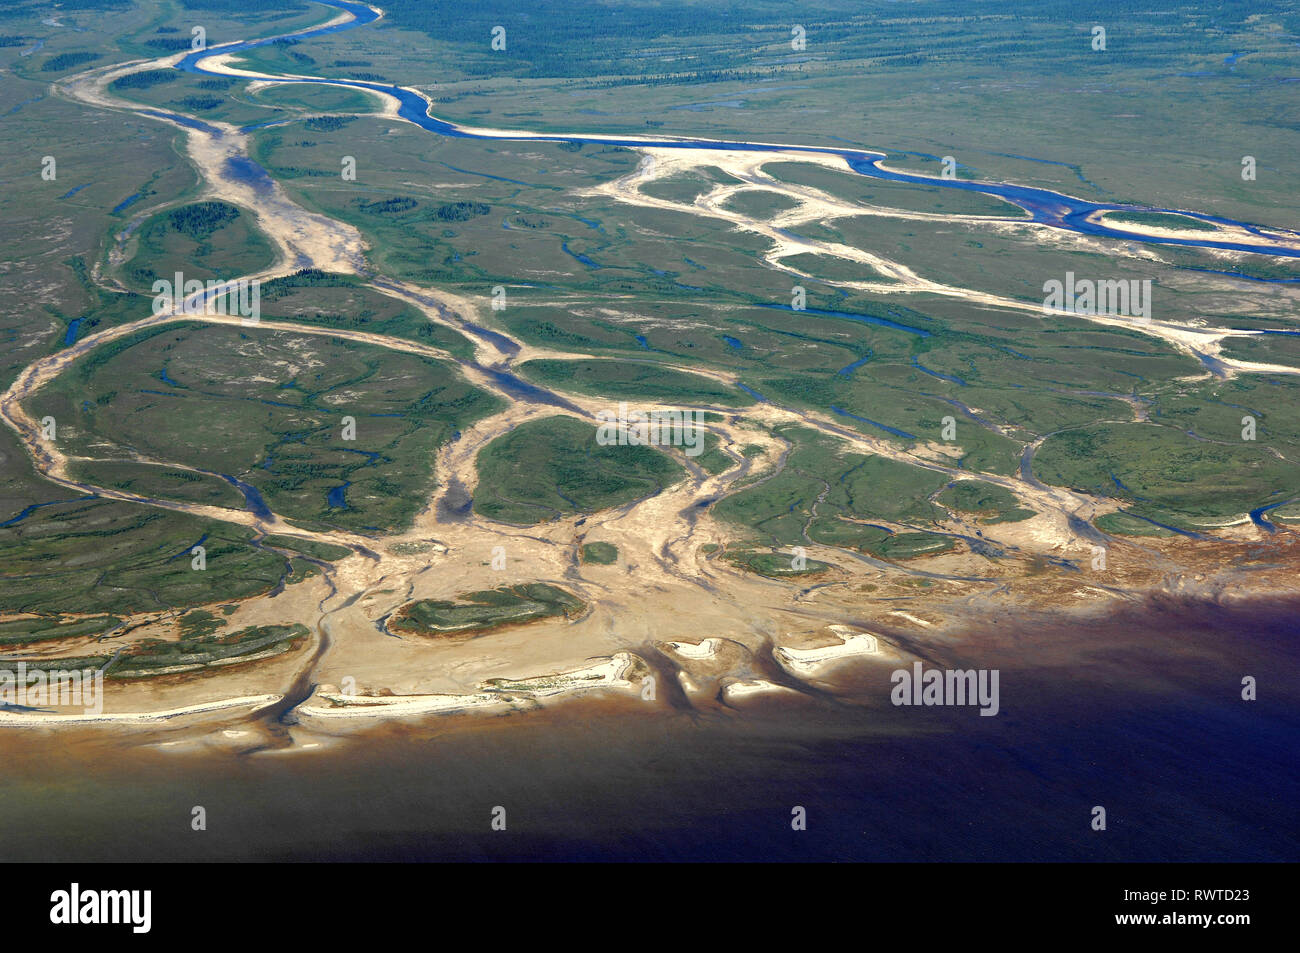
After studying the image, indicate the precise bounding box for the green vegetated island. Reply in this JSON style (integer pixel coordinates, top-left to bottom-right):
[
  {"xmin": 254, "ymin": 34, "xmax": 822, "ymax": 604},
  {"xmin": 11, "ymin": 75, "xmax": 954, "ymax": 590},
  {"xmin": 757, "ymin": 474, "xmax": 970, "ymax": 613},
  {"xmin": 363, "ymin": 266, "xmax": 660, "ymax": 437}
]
[{"xmin": 390, "ymin": 584, "xmax": 587, "ymax": 637}]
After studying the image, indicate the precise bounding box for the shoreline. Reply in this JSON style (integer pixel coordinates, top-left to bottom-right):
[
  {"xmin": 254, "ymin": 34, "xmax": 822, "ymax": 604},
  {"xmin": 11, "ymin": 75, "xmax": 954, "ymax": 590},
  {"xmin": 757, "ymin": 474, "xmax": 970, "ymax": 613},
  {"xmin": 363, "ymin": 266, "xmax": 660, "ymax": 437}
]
[{"xmin": 4, "ymin": 586, "xmax": 1296, "ymax": 737}]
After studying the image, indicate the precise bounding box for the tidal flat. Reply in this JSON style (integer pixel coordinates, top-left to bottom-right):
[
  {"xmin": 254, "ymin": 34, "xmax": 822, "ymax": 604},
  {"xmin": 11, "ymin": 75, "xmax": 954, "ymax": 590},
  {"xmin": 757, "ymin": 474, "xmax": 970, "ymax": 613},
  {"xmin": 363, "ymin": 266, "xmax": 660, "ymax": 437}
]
[{"xmin": 2, "ymin": 593, "xmax": 1295, "ymax": 862}]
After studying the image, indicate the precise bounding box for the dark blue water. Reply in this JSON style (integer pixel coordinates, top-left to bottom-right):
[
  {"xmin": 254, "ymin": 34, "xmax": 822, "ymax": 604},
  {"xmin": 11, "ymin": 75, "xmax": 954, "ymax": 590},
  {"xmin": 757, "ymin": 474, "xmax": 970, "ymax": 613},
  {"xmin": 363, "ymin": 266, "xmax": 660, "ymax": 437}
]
[
  {"xmin": 477, "ymin": 367, "xmax": 585, "ymax": 413},
  {"xmin": 10, "ymin": 594, "xmax": 1295, "ymax": 862},
  {"xmin": 461, "ymin": 321, "xmax": 520, "ymax": 356},
  {"xmin": 1192, "ymin": 349, "xmax": 1231, "ymax": 378},
  {"xmin": 63, "ymin": 319, "xmax": 82, "ymax": 346},
  {"xmin": 327, "ymin": 481, "xmax": 351, "ymax": 509},
  {"xmin": 1249, "ymin": 499, "xmax": 1292, "ymax": 532},
  {"xmin": 759, "ymin": 304, "xmax": 931, "ymax": 336},
  {"xmin": 722, "ymin": 336, "xmax": 742, "ymax": 350},
  {"xmin": 169, "ymin": 533, "xmax": 209, "ymax": 562},
  {"xmin": 0, "ymin": 497, "xmax": 94, "ymax": 528},
  {"xmin": 735, "ymin": 382, "xmax": 767, "ymax": 402},
  {"xmin": 59, "ymin": 183, "xmax": 90, "ymax": 199},
  {"xmin": 224, "ymin": 156, "xmax": 275, "ymax": 193},
  {"xmin": 6, "ymin": 95, "xmax": 43, "ymax": 116},
  {"xmin": 138, "ymin": 108, "xmax": 219, "ymax": 133},
  {"xmin": 837, "ymin": 354, "xmax": 871, "ymax": 376},
  {"xmin": 111, "ymin": 192, "xmax": 142, "ymax": 214},
  {"xmin": 172, "ymin": 0, "xmax": 1300, "ymax": 259},
  {"xmin": 831, "ymin": 405, "xmax": 917, "ymax": 440},
  {"xmin": 844, "ymin": 151, "xmax": 1300, "ymax": 256},
  {"xmin": 218, "ymin": 474, "xmax": 273, "ymax": 519},
  {"xmin": 341, "ymin": 448, "xmax": 381, "ymax": 464},
  {"xmin": 1121, "ymin": 511, "xmax": 1213, "ymax": 540},
  {"xmin": 911, "ymin": 355, "xmax": 966, "ymax": 385},
  {"xmin": 560, "ymin": 241, "xmax": 601, "ymax": 269}
]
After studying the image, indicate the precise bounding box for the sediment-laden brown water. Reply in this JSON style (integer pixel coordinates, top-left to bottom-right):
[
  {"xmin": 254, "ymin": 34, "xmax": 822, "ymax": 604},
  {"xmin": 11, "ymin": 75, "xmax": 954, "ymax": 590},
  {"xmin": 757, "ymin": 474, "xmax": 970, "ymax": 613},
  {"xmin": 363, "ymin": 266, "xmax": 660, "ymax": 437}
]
[{"xmin": 3, "ymin": 594, "xmax": 1295, "ymax": 862}]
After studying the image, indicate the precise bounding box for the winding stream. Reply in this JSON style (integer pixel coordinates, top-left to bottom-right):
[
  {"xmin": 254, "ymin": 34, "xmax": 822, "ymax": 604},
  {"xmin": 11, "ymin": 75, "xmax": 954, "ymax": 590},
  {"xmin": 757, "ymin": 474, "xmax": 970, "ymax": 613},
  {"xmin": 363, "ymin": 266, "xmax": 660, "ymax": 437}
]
[{"xmin": 178, "ymin": 0, "xmax": 1300, "ymax": 259}]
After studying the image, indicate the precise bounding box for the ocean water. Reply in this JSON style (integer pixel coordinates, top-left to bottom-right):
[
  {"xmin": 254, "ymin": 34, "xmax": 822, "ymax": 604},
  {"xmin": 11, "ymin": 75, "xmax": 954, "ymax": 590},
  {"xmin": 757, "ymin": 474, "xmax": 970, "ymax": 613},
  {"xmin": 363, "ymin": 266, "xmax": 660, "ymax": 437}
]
[{"xmin": 2, "ymin": 595, "xmax": 1296, "ymax": 862}]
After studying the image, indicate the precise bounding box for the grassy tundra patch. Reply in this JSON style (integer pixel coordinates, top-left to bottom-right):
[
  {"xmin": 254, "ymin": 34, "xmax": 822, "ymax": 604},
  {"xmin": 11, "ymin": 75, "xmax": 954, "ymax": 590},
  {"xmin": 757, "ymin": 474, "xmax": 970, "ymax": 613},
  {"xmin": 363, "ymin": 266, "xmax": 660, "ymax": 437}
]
[
  {"xmin": 391, "ymin": 583, "xmax": 585, "ymax": 636},
  {"xmin": 580, "ymin": 541, "xmax": 619, "ymax": 565},
  {"xmin": 0, "ymin": 498, "xmax": 293, "ymax": 616},
  {"xmin": 473, "ymin": 415, "xmax": 685, "ymax": 525},
  {"xmin": 121, "ymin": 200, "xmax": 275, "ymax": 291},
  {"xmin": 29, "ymin": 323, "xmax": 503, "ymax": 533},
  {"xmin": 937, "ymin": 480, "xmax": 1035, "ymax": 523}
]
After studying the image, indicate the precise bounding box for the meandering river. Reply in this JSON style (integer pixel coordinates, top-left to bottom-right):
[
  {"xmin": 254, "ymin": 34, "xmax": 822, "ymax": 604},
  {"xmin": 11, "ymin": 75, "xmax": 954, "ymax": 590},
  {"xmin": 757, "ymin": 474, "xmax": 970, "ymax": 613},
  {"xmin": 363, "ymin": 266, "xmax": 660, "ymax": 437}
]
[{"xmin": 177, "ymin": 0, "xmax": 1300, "ymax": 259}]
